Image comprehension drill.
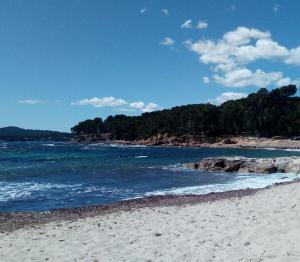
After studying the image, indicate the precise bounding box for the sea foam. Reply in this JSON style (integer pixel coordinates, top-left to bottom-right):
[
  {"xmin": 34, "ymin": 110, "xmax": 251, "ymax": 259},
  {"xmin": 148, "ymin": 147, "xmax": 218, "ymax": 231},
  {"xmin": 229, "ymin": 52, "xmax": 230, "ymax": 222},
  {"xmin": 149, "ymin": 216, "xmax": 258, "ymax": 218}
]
[{"xmin": 144, "ymin": 173, "xmax": 300, "ymax": 197}]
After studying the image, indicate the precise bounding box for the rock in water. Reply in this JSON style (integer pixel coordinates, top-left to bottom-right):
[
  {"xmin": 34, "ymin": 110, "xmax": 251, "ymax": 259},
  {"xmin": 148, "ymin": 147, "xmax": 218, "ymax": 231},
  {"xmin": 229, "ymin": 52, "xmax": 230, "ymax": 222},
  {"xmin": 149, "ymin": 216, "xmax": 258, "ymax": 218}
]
[{"xmin": 185, "ymin": 157, "xmax": 300, "ymax": 174}]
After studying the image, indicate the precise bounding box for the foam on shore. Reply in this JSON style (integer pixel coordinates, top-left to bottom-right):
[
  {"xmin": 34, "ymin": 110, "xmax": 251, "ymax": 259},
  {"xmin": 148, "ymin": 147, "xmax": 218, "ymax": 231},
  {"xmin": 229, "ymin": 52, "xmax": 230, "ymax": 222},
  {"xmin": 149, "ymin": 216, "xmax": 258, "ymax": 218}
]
[{"xmin": 145, "ymin": 172, "xmax": 300, "ymax": 196}]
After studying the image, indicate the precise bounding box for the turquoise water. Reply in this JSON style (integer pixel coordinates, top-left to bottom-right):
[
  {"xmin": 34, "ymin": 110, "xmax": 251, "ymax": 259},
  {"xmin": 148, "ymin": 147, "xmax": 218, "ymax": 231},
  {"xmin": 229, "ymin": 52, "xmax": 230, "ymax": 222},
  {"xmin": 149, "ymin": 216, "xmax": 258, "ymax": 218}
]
[{"xmin": 0, "ymin": 141, "xmax": 300, "ymax": 212}]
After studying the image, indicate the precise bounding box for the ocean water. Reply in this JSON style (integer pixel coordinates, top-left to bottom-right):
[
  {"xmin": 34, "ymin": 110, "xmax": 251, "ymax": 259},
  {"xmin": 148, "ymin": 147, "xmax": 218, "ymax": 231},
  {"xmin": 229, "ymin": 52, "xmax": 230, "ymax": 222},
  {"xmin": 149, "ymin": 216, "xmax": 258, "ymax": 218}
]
[{"xmin": 1, "ymin": 141, "xmax": 300, "ymax": 212}]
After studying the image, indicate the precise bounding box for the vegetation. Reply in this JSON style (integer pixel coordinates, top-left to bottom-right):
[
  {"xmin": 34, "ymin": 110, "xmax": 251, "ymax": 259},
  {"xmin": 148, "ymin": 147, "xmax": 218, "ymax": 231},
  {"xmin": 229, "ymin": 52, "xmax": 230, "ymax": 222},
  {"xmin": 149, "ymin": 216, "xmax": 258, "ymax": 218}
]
[
  {"xmin": 71, "ymin": 85, "xmax": 300, "ymax": 140},
  {"xmin": 0, "ymin": 126, "xmax": 71, "ymax": 141}
]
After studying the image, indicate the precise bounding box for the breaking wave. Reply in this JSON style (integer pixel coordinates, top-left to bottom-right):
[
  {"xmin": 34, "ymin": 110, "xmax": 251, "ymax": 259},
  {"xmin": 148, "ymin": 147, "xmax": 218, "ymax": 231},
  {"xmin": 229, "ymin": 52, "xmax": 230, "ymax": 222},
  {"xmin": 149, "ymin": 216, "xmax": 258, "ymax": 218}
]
[{"xmin": 144, "ymin": 172, "xmax": 300, "ymax": 196}]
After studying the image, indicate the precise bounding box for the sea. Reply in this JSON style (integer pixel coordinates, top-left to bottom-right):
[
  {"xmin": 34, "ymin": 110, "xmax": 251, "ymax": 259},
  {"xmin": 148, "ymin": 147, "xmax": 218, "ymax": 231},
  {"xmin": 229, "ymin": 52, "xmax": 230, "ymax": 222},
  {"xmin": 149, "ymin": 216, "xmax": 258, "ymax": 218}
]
[{"xmin": 1, "ymin": 141, "xmax": 300, "ymax": 212}]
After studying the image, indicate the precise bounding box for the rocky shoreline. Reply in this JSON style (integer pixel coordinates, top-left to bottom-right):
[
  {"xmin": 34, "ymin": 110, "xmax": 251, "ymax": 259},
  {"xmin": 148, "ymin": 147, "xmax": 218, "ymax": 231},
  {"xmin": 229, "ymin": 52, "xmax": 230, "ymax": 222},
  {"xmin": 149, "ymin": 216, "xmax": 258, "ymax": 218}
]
[
  {"xmin": 185, "ymin": 156, "xmax": 300, "ymax": 174},
  {"xmin": 75, "ymin": 135, "xmax": 300, "ymax": 150},
  {"xmin": 1, "ymin": 180, "xmax": 299, "ymax": 233}
]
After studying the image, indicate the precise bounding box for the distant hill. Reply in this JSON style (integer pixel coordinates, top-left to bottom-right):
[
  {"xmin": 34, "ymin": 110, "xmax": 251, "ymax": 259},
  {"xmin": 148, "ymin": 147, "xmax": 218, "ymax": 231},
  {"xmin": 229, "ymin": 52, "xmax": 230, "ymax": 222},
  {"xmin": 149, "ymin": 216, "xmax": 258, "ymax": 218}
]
[{"xmin": 0, "ymin": 126, "xmax": 72, "ymax": 141}]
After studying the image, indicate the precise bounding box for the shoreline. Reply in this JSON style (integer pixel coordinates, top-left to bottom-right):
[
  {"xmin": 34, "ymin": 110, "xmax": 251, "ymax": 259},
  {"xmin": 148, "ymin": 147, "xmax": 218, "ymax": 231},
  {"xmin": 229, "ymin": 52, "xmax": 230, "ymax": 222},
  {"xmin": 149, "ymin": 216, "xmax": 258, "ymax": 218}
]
[
  {"xmin": 77, "ymin": 136, "xmax": 300, "ymax": 150},
  {"xmin": 2, "ymin": 179, "xmax": 300, "ymax": 261},
  {"xmin": 1, "ymin": 179, "xmax": 299, "ymax": 233}
]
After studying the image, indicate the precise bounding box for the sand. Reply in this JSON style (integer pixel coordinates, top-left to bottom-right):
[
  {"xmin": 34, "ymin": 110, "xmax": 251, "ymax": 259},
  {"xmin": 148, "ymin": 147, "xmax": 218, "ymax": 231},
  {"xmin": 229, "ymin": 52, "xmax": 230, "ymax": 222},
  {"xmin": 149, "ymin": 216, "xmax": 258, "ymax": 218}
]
[{"xmin": 1, "ymin": 182, "xmax": 300, "ymax": 262}]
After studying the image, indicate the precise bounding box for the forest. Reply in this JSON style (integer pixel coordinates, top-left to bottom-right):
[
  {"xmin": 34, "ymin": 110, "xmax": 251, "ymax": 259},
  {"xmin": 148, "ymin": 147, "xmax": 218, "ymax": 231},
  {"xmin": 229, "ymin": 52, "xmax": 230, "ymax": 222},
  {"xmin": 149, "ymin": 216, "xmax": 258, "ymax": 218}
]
[{"xmin": 71, "ymin": 85, "xmax": 300, "ymax": 140}]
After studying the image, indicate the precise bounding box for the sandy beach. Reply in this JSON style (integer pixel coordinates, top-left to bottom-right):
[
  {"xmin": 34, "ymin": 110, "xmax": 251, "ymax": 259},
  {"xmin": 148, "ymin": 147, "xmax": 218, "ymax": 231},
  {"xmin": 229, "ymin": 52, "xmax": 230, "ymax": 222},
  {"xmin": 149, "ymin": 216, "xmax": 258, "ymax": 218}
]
[{"xmin": 0, "ymin": 182, "xmax": 300, "ymax": 262}]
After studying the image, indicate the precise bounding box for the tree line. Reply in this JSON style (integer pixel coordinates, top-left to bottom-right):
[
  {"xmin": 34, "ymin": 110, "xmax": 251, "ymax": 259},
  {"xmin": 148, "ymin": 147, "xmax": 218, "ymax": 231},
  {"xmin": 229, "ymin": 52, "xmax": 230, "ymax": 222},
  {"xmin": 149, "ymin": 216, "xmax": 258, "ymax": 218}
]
[{"xmin": 71, "ymin": 85, "xmax": 300, "ymax": 140}]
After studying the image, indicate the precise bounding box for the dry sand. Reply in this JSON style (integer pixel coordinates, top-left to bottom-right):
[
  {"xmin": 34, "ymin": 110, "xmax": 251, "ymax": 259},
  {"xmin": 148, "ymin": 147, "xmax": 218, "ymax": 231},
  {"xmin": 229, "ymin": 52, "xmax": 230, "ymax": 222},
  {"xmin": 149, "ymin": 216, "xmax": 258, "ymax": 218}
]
[{"xmin": 1, "ymin": 182, "xmax": 300, "ymax": 262}]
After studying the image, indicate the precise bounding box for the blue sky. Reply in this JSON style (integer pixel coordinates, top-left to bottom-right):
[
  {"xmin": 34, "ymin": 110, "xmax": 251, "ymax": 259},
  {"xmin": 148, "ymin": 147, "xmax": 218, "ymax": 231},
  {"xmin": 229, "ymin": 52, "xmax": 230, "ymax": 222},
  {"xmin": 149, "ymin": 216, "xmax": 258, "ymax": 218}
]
[{"xmin": 1, "ymin": 0, "xmax": 300, "ymax": 131}]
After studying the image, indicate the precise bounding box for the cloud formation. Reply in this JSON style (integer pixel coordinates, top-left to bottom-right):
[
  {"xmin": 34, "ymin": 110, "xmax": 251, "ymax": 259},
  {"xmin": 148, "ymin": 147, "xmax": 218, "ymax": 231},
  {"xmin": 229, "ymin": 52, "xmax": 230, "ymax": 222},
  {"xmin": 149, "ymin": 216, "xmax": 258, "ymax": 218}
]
[
  {"xmin": 129, "ymin": 101, "xmax": 145, "ymax": 109},
  {"xmin": 185, "ymin": 26, "xmax": 300, "ymax": 88},
  {"xmin": 181, "ymin": 19, "xmax": 208, "ymax": 30},
  {"xmin": 130, "ymin": 101, "xmax": 160, "ymax": 112},
  {"xmin": 18, "ymin": 99, "xmax": 43, "ymax": 105},
  {"xmin": 213, "ymin": 92, "xmax": 248, "ymax": 105},
  {"xmin": 213, "ymin": 69, "xmax": 289, "ymax": 88},
  {"xmin": 203, "ymin": 76, "xmax": 210, "ymax": 84},
  {"xmin": 72, "ymin": 97, "xmax": 161, "ymax": 113},
  {"xmin": 71, "ymin": 97, "xmax": 127, "ymax": 107},
  {"xmin": 181, "ymin": 20, "xmax": 193, "ymax": 29},
  {"xmin": 142, "ymin": 102, "xmax": 160, "ymax": 112},
  {"xmin": 197, "ymin": 21, "xmax": 208, "ymax": 29},
  {"xmin": 160, "ymin": 37, "xmax": 175, "ymax": 46}
]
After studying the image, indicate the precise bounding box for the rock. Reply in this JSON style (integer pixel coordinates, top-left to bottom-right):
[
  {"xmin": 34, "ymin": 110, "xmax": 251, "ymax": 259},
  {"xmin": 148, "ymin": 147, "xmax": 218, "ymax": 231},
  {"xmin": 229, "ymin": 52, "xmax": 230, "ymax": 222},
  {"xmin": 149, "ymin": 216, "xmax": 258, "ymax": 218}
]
[
  {"xmin": 185, "ymin": 156, "xmax": 300, "ymax": 174},
  {"xmin": 285, "ymin": 158, "xmax": 300, "ymax": 173},
  {"xmin": 223, "ymin": 138, "xmax": 237, "ymax": 144}
]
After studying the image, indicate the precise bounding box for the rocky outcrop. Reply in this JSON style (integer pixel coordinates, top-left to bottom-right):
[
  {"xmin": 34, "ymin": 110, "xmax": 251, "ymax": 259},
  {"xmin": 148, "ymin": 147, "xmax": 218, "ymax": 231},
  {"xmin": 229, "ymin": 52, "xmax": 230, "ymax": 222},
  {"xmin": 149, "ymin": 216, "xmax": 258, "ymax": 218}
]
[
  {"xmin": 136, "ymin": 133, "xmax": 216, "ymax": 147},
  {"xmin": 185, "ymin": 157, "xmax": 300, "ymax": 174}
]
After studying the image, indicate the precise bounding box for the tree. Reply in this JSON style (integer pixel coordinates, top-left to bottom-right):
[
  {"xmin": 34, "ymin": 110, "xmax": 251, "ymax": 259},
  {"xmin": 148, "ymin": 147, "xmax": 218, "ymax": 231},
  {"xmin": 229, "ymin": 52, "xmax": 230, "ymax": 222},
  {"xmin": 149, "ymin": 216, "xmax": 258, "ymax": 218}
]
[{"xmin": 71, "ymin": 85, "xmax": 300, "ymax": 140}]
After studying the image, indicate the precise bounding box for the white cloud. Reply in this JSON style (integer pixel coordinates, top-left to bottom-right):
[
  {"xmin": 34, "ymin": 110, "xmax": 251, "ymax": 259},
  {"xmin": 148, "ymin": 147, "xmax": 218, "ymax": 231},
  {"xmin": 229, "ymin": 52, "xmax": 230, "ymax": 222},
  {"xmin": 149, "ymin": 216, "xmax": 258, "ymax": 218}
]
[
  {"xmin": 161, "ymin": 9, "xmax": 169, "ymax": 16},
  {"xmin": 285, "ymin": 47, "xmax": 300, "ymax": 65},
  {"xmin": 72, "ymin": 97, "xmax": 161, "ymax": 113},
  {"xmin": 185, "ymin": 39, "xmax": 234, "ymax": 65},
  {"xmin": 129, "ymin": 101, "xmax": 145, "ymax": 109},
  {"xmin": 71, "ymin": 97, "xmax": 127, "ymax": 107},
  {"xmin": 142, "ymin": 103, "xmax": 160, "ymax": 112},
  {"xmin": 234, "ymin": 39, "xmax": 289, "ymax": 63},
  {"xmin": 197, "ymin": 21, "xmax": 208, "ymax": 29},
  {"xmin": 159, "ymin": 37, "xmax": 175, "ymax": 46},
  {"xmin": 130, "ymin": 101, "xmax": 160, "ymax": 112},
  {"xmin": 18, "ymin": 99, "xmax": 43, "ymax": 105},
  {"xmin": 181, "ymin": 19, "xmax": 193, "ymax": 29},
  {"xmin": 214, "ymin": 68, "xmax": 286, "ymax": 88},
  {"xmin": 203, "ymin": 76, "xmax": 210, "ymax": 84},
  {"xmin": 185, "ymin": 26, "xmax": 300, "ymax": 88},
  {"xmin": 140, "ymin": 8, "xmax": 147, "ymax": 14},
  {"xmin": 223, "ymin": 27, "xmax": 270, "ymax": 46},
  {"xmin": 185, "ymin": 26, "xmax": 299, "ymax": 68},
  {"xmin": 214, "ymin": 92, "xmax": 248, "ymax": 105},
  {"xmin": 276, "ymin": 77, "xmax": 294, "ymax": 86},
  {"xmin": 273, "ymin": 4, "xmax": 280, "ymax": 13}
]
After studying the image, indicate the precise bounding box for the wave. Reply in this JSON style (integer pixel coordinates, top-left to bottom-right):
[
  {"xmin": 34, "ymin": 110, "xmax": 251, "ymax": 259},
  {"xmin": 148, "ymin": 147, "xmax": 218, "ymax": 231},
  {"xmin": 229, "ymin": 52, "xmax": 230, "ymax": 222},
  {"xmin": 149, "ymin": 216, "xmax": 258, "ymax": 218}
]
[
  {"xmin": 81, "ymin": 143, "xmax": 148, "ymax": 151},
  {"xmin": 0, "ymin": 143, "xmax": 8, "ymax": 149},
  {"xmin": 41, "ymin": 142, "xmax": 71, "ymax": 147},
  {"xmin": 161, "ymin": 163, "xmax": 192, "ymax": 172},
  {"xmin": 263, "ymin": 147, "xmax": 300, "ymax": 152},
  {"xmin": 263, "ymin": 147, "xmax": 278, "ymax": 151},
  {"xmin": 283, "ymin": 148, "xmax": 300, "ymax": 152},
  {"xmin": 145, "ymin": 163, "xmax": 194, "ymax": 172},
  {"xmin": 108, "ymin": 144, "xmax": 147, "ymax": 148},
  {"xmin": 0, "ymin": 181, "xmax": 134, "ymax": 203},
  {"xmin": 144, "ymin": 172, "xmax": 300, "ymax": 197},
  {"xmin": 134, "ymin": 155, "xmax": 149, "ymax": 159},
  {"xmin": 89, "ymin": 143, "xmax": 105, "ymax": 146},
  {"xmin": 42, "ymin": 143, "xmax": 56, "ymax": 147},
  {"xmin": 0, "ymin": 181, "xmax": 83, "ymax": 202}
]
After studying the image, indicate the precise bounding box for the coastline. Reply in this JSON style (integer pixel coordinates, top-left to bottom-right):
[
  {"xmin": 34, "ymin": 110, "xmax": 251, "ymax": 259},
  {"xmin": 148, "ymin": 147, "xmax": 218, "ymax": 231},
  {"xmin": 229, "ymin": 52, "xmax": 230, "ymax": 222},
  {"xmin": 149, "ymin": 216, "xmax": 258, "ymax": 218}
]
[
  {"xmin": 1, "ymin": 180, "xmax": 300, "ymax": 261},
  {"xmin": 2, "ymin": 139, "xmax": 300, "ymax": 261},
  {"xmin": 1, "ymin": 179, "xmax": 298, "ymax": 233},
  {"xmin": 79, "ymin": 136, "xmax": 300, "ymax": 150}
]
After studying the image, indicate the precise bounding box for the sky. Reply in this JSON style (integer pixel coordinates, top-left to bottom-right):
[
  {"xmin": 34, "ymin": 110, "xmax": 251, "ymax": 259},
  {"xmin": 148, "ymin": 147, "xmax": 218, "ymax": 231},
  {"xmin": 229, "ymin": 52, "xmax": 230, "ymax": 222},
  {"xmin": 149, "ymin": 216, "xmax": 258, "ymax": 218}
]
[{"xmin": 1, "ymin": 0, "xmax": 300, "ymax": 131}]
